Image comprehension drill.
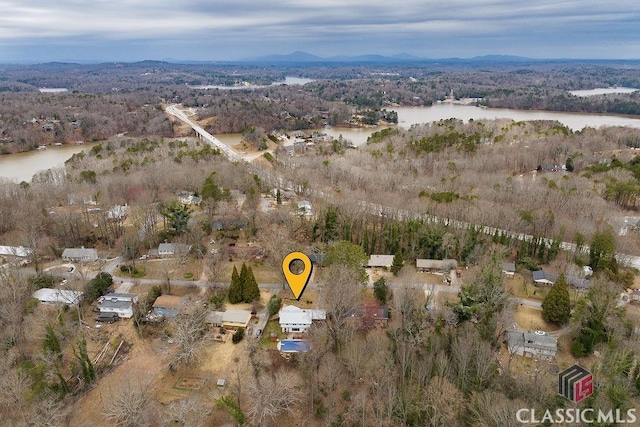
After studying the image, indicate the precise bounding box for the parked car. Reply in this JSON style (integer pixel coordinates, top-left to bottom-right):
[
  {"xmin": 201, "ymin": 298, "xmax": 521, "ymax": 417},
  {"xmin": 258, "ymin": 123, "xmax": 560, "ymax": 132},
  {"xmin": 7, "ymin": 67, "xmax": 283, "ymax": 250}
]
[
  {"xmin": 255, "ymin": 328, "xmax": 263, "ymax": 338},
  {"xmin": 67, "ymin": 266, "xmax": 74, "ymax": 273},
  {"xmin": 95, "ymin": 312, "xmax": 119, "ymax": 323}
]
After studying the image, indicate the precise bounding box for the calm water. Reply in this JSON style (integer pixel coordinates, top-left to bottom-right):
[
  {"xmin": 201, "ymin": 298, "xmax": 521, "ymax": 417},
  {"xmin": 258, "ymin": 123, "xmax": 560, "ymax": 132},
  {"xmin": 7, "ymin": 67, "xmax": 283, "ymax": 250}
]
[
  {"xmin": 3, "ymin": 103, "xmax": 640, "ymax": 181},
  {"xmin": 0, "ymin": 144, "xmax": 93, "ymax": 183},
  {"xmin": 324, "ymin": 103, "xmax": 640, "ymax": 146}
]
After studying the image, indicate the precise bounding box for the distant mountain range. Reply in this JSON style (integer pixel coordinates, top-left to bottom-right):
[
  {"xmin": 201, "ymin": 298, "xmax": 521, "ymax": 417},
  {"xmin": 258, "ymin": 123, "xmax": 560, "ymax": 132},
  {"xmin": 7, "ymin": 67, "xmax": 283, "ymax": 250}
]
[{"xmin": 242, "ymin": 51, "xmax": 544, "ymax": 64}]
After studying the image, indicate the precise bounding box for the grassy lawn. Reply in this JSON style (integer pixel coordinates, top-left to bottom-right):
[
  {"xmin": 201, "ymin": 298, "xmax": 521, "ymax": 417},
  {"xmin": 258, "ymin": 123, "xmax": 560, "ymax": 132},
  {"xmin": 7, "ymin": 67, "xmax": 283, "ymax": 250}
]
[
  {"xmin": 506, "ymin": 274, "xmax": 549, "ymax": 301},
  {"xmin": 221, "ymin": 261, "xmax": 283, "ymax": 284},
  {"xmin": 260, "ymin": 320, "xmax": 285, "ymax": 349}
]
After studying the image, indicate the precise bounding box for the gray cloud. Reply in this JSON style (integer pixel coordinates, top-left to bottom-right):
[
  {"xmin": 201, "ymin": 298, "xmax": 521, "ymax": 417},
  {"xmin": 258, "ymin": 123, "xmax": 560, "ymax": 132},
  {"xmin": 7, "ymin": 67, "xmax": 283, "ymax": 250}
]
[{"xmin": 0, "ymin": 0, "xmax": 638, "ymax": 61}]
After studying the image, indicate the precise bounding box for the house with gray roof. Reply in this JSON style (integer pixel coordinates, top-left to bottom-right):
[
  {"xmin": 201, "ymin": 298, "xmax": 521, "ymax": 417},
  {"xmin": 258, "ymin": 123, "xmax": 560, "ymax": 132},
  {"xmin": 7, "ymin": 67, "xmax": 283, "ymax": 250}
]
[
  {"xmin": 367, "ymin": 254, "xmax": 394, "ymax": 268},
  {"xmin": 507, "ymin": 330, "xmax": 557, "ymax": 361},
  {"xmin": 157, "ymin": 243, "xmax": 192, "ymax": 257},
  {"xmin": 416, "ymin": 258, "xmax": 458, "ymax": 272},
  {"xmin": 62, "ymin": 247, "xmax": 98, "ymax": 262},
  {"xmin": 98, "ymin": 293, "xmax": 138, "ymax": 318},
  {"xmin": 502, "ymin": 262, "xmax": 516, "ymax": 276},
  {"xmin": 533, "ymin": 270, "xmax": 589, "ymax": 289}
]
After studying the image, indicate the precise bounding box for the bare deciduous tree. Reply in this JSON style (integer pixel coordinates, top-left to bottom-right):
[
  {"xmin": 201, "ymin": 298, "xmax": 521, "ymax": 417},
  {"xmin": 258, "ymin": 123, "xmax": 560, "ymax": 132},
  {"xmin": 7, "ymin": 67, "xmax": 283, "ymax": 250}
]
[
  {"xmin": 318, "ymin": 265, "xmax": 362, "ymax": 352},
  {"xmin": 161, "ymin": 396, "xmax": 211, "ymax": 427},
  {"xmin": 102, "ymin": 378, "xmax": 155, "ymax": 427},
  {"xmin": 168, "ymin": 305, "xmax": 208, "ymax": 369},
  {"xmin": 246, "ymin": 370, "xmax": 303, "ymax": 427}
]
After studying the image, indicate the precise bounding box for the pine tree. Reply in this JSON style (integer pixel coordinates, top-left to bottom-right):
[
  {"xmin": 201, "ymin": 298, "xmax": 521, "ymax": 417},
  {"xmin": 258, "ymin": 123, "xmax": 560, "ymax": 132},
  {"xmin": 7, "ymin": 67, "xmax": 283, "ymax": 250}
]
[
  {"xmin": 542, "ymin": 273, "xmax": 571, "ymax": 325},
  {"xmin": 239, "ymin": 263, "xmax": 248, "ymax": 293},
  {"xmin": 391, "ymin": 252, "xmax": 404, "ymax": 275},
  {"xmin": 229, "ymin": 265, "xmax": 242, "ymax": 303},
  {"xmin": 243, "ymin": 266, "xmax": 260, "ymax": 302}
]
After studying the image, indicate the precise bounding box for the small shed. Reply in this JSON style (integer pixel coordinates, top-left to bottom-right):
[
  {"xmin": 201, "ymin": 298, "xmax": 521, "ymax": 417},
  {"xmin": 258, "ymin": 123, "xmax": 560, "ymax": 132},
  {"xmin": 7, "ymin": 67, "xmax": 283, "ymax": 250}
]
[{"xmin": 152, "ymin": 295, "xmax": 184, "ymax": 318}]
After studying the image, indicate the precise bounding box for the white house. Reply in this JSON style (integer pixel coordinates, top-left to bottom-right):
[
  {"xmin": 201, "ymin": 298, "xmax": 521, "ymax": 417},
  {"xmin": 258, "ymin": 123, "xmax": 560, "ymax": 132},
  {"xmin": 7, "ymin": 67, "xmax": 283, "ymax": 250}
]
[
  {"xmin": 98, "ymin": 293, "xmax": 138, "ymax": 318},
  {"xmin": 279, "ymin": 305, "xmax": 326, "ymax": 333},
  {"xmin": 507, "ymin": 330, "xmax": 557, "ymax": 360},
  {"xmin": 62, "ymin": 247, "xmax": 98, "ymax": 262},
  {"xmin": 0, "ymin": 245, "xmax": 32, "ymax": 258},
  {"xmin": 33, "ymin": 288, "xmax": 83, "ymax": 305}
]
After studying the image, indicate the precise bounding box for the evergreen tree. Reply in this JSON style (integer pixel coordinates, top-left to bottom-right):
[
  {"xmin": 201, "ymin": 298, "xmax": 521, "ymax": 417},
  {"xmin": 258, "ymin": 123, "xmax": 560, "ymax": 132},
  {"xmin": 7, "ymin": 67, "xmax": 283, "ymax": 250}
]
[
  {"xmin": 243, "ymin": 266, "xmax": 260, "ymax": 302},
  {"xmin": 73, "ymin": 338, "xmax": 96, "ymax": 385},
  {"xmin": 239, "ymin": 263, "xmax": 248, "ymax": 290},
  {"xmin": 229, "ymin": 265, "xmax": 242, "ymax": 303},
  {"xmin": 391, "ymin": 252, "xmax": 404, "ymax": 276},
  {"xmin": 589, "ymin": 230, "xmax": 617, "ymax": 273},
  {"xmin": 373, "ymin": 277, "xmax": 388, "ymax": 304},
  {"xmin": 43, "ymin": 323, "xmax": 62, "ymax": 360},
  {"xmin": 542, "ymin": 273, "xmax": 571, "ymax": 325}
]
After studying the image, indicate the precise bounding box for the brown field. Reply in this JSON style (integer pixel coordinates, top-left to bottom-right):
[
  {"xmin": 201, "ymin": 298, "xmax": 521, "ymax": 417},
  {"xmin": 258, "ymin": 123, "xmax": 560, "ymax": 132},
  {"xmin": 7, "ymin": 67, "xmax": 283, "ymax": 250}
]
[{"xmin": 513, "ymin": 305, "xmax": 560, "ymax": 332}]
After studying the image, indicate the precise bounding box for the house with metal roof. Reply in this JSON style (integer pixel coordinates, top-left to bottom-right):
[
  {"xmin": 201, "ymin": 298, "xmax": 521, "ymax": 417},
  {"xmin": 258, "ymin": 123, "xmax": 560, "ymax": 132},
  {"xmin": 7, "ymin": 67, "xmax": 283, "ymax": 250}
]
[
  {"xmin": 507, "ymin": 330, "xmax": 557, "ymax": 360},
  {"xmin": 33, "ymin": 288, "xmax": 83, "ymax": 305},
  {"xmin": 0, "ymin": 245, "xmax": 32, "ymax": 258},
  {"xmin": 279, "ymin": 305, "xmax": 326, "ymax": 333}
]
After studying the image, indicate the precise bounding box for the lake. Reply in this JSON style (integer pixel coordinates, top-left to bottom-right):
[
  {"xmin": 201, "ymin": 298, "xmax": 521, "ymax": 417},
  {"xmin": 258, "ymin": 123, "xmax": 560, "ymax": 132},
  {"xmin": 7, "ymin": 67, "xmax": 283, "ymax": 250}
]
[
  {"xmin": 323, "ymin": 102, "xmax": 640, "ymax": 147},
  {"xmin": 3, "ymin": 102, "xmax": 640, "ymax": 181},
  {"xmin": 0, "ymin": 144, "xmax": 94, "ymax": 183}
]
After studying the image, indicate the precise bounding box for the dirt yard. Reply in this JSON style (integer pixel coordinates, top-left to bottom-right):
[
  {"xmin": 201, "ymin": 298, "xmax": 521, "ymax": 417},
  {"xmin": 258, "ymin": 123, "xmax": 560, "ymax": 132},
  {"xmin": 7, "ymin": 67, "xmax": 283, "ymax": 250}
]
[{"xmin": 513, "ymin": 305, "xmax": 560, "ymax": 332}]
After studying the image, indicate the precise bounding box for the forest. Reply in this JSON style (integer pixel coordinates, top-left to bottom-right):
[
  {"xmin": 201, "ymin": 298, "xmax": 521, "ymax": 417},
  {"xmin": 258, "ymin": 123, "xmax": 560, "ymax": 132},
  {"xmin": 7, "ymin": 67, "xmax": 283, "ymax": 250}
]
[{"xmin": 1, "ymin": 61, "xmax": 640, "ymax": 425}]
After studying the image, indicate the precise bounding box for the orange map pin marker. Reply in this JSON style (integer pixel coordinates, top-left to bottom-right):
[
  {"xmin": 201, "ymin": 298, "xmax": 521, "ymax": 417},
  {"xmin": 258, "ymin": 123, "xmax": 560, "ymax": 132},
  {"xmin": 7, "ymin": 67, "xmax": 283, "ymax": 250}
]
[{"xmin": 282, "ymin": 252, "xmax": 313, "ymax": 300}]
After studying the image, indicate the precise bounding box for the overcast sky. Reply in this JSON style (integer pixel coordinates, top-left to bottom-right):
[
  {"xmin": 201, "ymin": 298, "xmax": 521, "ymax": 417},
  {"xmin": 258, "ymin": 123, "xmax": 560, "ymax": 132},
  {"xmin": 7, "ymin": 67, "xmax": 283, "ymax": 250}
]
[{"xmin": 1, "ymin": 0, "xmax": 639, "ymax": 63}]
